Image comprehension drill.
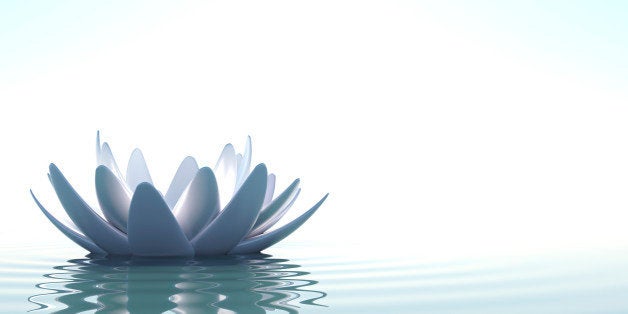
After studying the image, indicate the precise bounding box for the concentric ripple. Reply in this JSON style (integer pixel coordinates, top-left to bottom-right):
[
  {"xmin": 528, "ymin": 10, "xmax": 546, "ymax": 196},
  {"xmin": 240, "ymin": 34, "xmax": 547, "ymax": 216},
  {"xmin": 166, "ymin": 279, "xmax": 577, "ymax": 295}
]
[
  {"xmin": 1, "ymin": 243, "xmax": 628, "ymax": 313},
  {"xmin": 26, "ymin": 255, "xmax": 326, "ymax": 313}
]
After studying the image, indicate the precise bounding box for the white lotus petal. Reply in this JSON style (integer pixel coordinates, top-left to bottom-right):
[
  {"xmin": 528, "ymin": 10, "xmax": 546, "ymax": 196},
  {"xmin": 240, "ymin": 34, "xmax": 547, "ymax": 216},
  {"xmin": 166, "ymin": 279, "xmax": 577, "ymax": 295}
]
[
  {"xmin": 100, "ymin": 142, "xmax": 124, "ymax": 181},
  {"xmin": 126, "ymin": 148, "xmax": 153, "ymax": 192},
  {"xmin": 128, "ymin": 183, "xmax": 194, "ymax": 257},
  {"xmin": 173, "ymin": 167, "xmax": 220, "ymax": 240},
  {"xmin": 96, "ymin": 131, "xmax": 102, "ymax": 165},
  {"xmin": 248, "ymin": 179, "xmax": 300, "ymax": 237},
  {"xmin": 249, "ymin": 188, "xmax": 300, "ymax": 238},
  {"xmin": 236, "ymin": 153, "xmax": 243, "ymax": 167},
  {"xmin": 191, "ymin": 164, "xmax": 267, "ymax": 255},
  {"xmin": 214, "ymin": 144, "xmax": 237, "ymax": 207},
  {"xmin": 230, "ymin": 194, "xmax": 328, "ymax": 254},
  {"xmin": 165, "ymin": 156, "xmax": 199, "ymax": 209},
  {"xmin": 48, "ymin": 172, "xmax": 81, "ymax": 231},
  {"xmin": 49, "ymin": 163, "xmax": 130, "ymax": 255},
  {"xmin": 95, "ymin": 165, "xmax": 132, "ymax": 233},
  {"xmin": 235, "ymin": 136, "xmax": 252, "ymax": 189},
  {"xmin": 263, "ymin": 173, "xmax": 276, "ymax": 207},
  {"xmin": 30, "ymin": 190, "xmax": 106, "ymax": 255}
]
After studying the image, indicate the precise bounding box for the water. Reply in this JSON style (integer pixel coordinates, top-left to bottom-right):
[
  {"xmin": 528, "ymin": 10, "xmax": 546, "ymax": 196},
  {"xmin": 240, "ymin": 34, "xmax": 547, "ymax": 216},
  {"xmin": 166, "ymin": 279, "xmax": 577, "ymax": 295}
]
[{"xmin": 1, "ymin": 242, "xmax": 628, "ymax": 313}]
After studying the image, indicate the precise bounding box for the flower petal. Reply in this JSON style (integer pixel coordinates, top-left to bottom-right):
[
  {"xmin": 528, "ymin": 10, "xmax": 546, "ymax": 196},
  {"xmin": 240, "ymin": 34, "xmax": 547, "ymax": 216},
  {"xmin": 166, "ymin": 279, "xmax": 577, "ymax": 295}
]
[
  {"xmin": 126, "ymin": 148, "xmax": 153, "ymax": 192},
  {"xmin": 164, "ymin": 156, "xmax": 199, "ymax": 209},
  {"xmin": 96, "ymin": 131, "xmax": 102, "ymax": 165},
  {"xmin": 100, "ymin": 142, "xmax": 124, "ymax": 181},
  {"xmin": 214, "ymin": 144, "xmax": 237, "ymax": 208},
  {"xmin": 173, "ymin": 167, "xmax": 220, "ymax": 240},
  {"xmin": 128, "ymin": 183, "xmax": 194, "ymax": 257},
  {"xmin": 248, "ymin": 179, "xmax": 300, "ymax": 237},
  {"xmin": 249, "ymin": 188, "xmax": 301, "ymax": 238},
  {"xmin": 30, "ymin": 190, "xmax": 106, "ymax": 255},
  {"xmin": 263, "ymin": 173, "xmax": 276, "ymax": 207},
  {"xmin": 235, "ymin": 136, "xmax": 252, "ymax": 189},
  {"xmin": 230, "ymin": 194, "xmax": 328, "ymax": 254},
  {"xmin": 191, "ymin": 163, "xmax": 267, "ymax": 255},
  {"xmin": 49, "ymin": 163, "xmax": 130, "ymax": 255},
  {"xmin": 95, "ymin": 165, "xmax": 132, "ymax": 233}
]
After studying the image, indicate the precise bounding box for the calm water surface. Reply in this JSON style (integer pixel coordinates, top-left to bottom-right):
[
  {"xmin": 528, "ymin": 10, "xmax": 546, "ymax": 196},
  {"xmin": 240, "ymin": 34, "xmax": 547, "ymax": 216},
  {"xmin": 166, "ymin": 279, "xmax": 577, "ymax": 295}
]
[{"xmin": 1, "ymin": 242, "xmax": 628, "ymax": 313}]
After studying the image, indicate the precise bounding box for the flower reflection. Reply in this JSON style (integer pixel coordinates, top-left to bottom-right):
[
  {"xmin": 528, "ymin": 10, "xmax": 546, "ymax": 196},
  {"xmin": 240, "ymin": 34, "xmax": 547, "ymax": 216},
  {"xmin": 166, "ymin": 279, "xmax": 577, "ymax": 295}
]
[{"xmin": 29, "ymin": 254, "xmax": 326, "ymax": 313}]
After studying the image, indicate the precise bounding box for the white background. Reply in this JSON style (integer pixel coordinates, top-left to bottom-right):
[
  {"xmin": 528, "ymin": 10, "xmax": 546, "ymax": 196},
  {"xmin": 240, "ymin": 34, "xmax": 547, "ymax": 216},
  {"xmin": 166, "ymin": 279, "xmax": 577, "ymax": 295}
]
[{"xmin": 1, "ymin": 1, "xmax": 628, "ymax": 257}]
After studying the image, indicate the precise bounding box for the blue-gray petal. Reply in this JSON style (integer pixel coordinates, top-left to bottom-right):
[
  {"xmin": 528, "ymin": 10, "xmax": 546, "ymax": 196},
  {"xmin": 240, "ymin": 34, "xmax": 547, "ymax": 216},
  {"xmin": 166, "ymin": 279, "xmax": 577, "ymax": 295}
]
[
  {"xmin": 235, "ymin": 136, "xmax": 252, "ymax": 189},
  {"xmin": 95, "ymin": 165, "xmax": 131, "ymax": 233},
  {"xmin": 173, "ymin": 167, "xmax": 220, "ymax": 240},
  {"xmin": 126, "ymin": 148, "xmax": 153, "ymax": 192},
  {"xmin": 128, "ymin": 182, "xmax": 194, "ymax": 257},
  {"xmin": 95, "ymin": 131, "xmax": 102, "ymax": 165},
  {"xmin": 49, "ymin": 163, "xmax": 130, "ymax": 255},
  {"xmin": 249, "ymin": 188, "xmax": 301, "ymax": 238},
  {"xmin": 165, "ymin": 156, "xmax": 199, "ymax": 209},
  {"xmin": 191, "ymin": 163, "xmax": 267, "ymax": 255},
  {"xmin": 31, "ymin": 190, "xmax": 107, "ymax": 255},
  {"xmin": 214, "ymin": 144, "xmax": 237, "ymax": 208},
  {"xmin": 263, "ymin": 173, "xmax": 276, "ymax": 207},
  {"xmin": 100, "ymin": 142, "xmax": 124, "ymax": 181},
  {"xmin": 248, "ymin": 179, "xmax": 300, "ymax": 237},
  {"xmin": 230, "ymin": 194, "xmax": 328, "ymax": 254}
]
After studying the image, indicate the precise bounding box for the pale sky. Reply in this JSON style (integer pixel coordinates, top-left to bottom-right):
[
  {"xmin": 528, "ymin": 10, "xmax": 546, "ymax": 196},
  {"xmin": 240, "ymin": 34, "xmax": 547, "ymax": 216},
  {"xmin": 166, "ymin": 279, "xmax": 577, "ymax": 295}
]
[{"xmin": 1, "ymin": 1, "xmax": 628, "ymax": 257}]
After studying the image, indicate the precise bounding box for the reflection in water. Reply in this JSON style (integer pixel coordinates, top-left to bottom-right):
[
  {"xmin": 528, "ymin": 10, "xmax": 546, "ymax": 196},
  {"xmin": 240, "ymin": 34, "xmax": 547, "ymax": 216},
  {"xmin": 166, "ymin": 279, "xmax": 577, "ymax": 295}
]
[{"xmin": 29, "ymin": 254, "xmax": 326, "ymax": 313}]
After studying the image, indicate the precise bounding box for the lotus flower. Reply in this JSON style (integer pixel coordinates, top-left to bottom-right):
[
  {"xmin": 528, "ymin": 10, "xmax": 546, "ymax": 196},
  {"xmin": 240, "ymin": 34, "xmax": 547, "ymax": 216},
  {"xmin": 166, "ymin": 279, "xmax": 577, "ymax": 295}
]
[{"xmin": 30, "ymin": 132, "xmax": 328, "ymax": 257}]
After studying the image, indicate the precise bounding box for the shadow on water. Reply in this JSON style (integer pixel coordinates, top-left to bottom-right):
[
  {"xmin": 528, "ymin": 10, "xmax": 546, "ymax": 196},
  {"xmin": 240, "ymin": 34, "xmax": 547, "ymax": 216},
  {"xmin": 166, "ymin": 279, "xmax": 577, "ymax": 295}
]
[{"xmin": 28, "ymin": 254, "xmax": 327, "ymax": 313}]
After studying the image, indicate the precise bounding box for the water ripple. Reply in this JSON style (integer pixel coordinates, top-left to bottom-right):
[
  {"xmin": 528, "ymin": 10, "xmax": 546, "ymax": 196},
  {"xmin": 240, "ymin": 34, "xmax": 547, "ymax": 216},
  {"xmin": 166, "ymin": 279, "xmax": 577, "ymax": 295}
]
[
  {"xmin": 2, "ymin": 244, "xmax": 628, "ymax": 313},
  {"xmin": 22, "ymin": 254, "xmax": 326, "ymax": 313}
]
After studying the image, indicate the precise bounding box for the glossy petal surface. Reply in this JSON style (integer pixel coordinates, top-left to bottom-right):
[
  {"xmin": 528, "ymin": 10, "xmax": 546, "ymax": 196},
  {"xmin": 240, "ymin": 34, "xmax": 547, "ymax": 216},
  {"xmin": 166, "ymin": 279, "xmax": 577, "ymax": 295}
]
[
  {"xmin": 214, "ymin": 144, "xmax": 237, "ymax": 207},
  {"xmin": 95, "ymin": 165, "xmax": 131, "ymax": 233},
  {"xmin": 126, "ymin": 148, "xmax": 153, "ymax": 192},
  {"xmin": 248, "ymin": 179, "xmax": 300, "ymax": 237},
  {"xmin": 231, "ymin": 194, "xmax": 328, "ymax": 254},
  {"xmin": 165, "ymin": 156, "xmax": 199, "ymax": 209},
  {"xmin": 173, "ymin": 167, "xmax": 220, "ymax": 239},
  {"xmin": 236, "ymin": 136, "xmax": 252, "ymax": 189},
  {"xmin": 100, "ymin": 143, "xmax": 124, "ymax": 180},
  {"xmin": 95, "ymin": 131, "xmax": 102, "ymax": 165},
  {"xmin": 249, "ymin": 188, "xmax": 300, "ymax": 238},
  {"xmin": 128, "ymin": 183, "xmax": 194, "ymax": 257},
  {"xmin": 31, "ymin": 190, "xmax": 106, "ymax": 255},
  {"xmin": 263, "ymin": 173, "xmax": 276, "ymax": 207},
  {"xmin": 191, "ymin": 164, "xmax": 267, "ymax": 255},
  {"xmin": 49, "ymin": 164, "xmax": 130, "ymax": 255}
]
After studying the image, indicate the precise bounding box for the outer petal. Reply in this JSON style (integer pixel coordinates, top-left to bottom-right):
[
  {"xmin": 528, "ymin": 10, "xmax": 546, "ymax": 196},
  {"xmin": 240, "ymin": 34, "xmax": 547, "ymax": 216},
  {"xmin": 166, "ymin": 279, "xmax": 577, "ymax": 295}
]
[
  {"xmin": 31, "ymin": 190, "xmax": 106, "ymax": 255},
  {"xmin": 164, "ymin": 156, "xmax": 199, "ymax": 209},
  {"xmin": 263, "ymin": 173, "xmax": 276, "ymax": 207},
  {"xmin": 128, "ymin": 183, "xmax": 194, "ymax": 257},
  {"xmin": 49, "ymin": 164, "xmax": 130, "ymax": 255},
  {"xmin": 100, "ymin": 142, "xmax": 124, "ymax": 181},
  {"xmin": 248, "ymin": 179, "xmax": 300, "ymax": 237},
  {"xmin": 235, "ymin": 136, "xmax": 252, "ymax": 189},
  {"xmin": 173, "ymin": 167, "xmax": 220, "ymax": 240},
  {"xmin": 230, "ymin": 194, "xmax": 328, "ymax": 254},
  {"xmin": 95, "ymin": 165, "xmax": 132, "ymax": 233},
  {"xmin": 126, "ymin": 148, "xmax": 153, "ymax": 192},
  {"xmin": 214, "ymin": 144, "xmax": 237, "ymax": 207},
  {"xmin": 191, "ymin": 163, "xmax": 267, "ymax": 255},
  {"xmin": 249, "ymin": 188, "xmax": 300, "ymax": 238}
]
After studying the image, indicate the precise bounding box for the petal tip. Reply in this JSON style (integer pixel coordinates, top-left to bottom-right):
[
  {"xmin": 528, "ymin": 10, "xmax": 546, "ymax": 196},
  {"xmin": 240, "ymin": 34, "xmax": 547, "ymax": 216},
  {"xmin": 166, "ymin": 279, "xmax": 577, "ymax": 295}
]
[
  {"xmin": 95, "ymin": 164, "xmax": 108, "ymax": 173},
  {"xmin": 134, "ymin": 181, "xmax": 155, "ymax": 194},
  {"xmin": 253, "ymin": 163, "xmax": 267, "ymax": 174}
]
